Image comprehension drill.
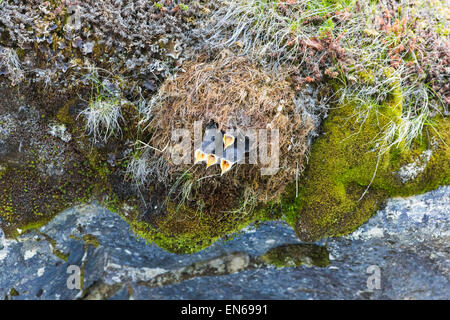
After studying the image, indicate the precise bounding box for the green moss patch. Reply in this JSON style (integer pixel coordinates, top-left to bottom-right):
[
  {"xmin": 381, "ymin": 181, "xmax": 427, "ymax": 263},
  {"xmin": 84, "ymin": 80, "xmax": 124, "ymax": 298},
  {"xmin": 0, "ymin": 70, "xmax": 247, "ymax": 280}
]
[
  {"xmin": 261, "ymin": 243, "xmax": 330, "ymax": 268},
  {"xmin": 289, "ymin": 99, "xmax": 449, "ymax": 242},
  {"xmin": 0, "ymin": 91, "xmax": 138, "ymax": 239},
  {"xmin": 127, "ymin": 200, "xmax": 281, "ymax": 254}
]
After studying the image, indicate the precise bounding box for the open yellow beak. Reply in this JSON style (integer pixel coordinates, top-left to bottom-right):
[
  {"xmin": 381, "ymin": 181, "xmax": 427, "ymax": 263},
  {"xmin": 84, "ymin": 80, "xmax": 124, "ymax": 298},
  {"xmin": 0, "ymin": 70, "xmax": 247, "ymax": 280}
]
[
  {"xmin": 223, "ymin": 134, "xmax": 235, "ymax": 150},
  {"xmin": 194, "ymin": 149, "xmax": 206, "ymax": 164},
  {"xmin": 220, "ymin": 159, "xmax": 233, "ymax": 175},
  {"xmin": 206, "ymin": 154, "xmax": 218, "ymax": 168}
]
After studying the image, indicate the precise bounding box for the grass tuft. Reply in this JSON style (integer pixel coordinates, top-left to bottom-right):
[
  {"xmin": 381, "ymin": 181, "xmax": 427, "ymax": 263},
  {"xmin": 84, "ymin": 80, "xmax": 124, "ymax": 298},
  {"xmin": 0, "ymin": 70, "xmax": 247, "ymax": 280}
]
[
  {"xmin": 0, "ymin": 46, "xmax": 24, "ymax": 85},
  {"xmin": 78, "ymin": 72, "xmax": 125, "ymax": 142}
]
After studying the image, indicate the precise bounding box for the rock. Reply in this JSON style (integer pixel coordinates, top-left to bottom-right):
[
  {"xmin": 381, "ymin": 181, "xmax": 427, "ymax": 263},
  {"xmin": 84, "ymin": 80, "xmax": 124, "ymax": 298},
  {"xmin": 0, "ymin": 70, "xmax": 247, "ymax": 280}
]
[
  {"xmin": 81, "ymin": 42, "xmax": 94, "ymax": 55},
  {"xmin": 0, "ymin": 186, "xmax": 449, "ymax": 300}
]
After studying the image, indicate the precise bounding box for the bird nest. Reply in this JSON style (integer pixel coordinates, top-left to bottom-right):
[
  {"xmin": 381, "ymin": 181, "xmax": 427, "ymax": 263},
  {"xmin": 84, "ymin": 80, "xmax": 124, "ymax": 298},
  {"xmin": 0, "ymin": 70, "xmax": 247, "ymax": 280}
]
[{"xmin": 142, "ymin": 53, "xmax": 314, "ymax": 214}]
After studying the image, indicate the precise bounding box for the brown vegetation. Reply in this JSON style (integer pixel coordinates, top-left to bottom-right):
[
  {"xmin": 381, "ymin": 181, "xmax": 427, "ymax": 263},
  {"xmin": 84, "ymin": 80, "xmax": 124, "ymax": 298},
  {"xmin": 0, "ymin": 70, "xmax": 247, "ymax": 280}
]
[{"xmin": 142, "ymin": 53, "xmax": 314, "ymax": 213}]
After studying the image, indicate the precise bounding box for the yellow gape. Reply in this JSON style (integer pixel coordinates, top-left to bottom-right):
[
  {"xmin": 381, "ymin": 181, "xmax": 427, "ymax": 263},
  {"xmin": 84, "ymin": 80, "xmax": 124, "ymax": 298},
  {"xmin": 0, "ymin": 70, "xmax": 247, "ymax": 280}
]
[
  {"xmin": 223, "ymin": 134, "xmax": 235, "ymax": 150},
  {"xmin": 194, "ymin": 149, "xmax": 206, "ymax": 164},
  {"xmin": 206, "ymin": 154, "xmax": 218, "ymax": 168},
  {"xmin": 220, "ymin": 159, "xmax": 233, "ymax": 175}
]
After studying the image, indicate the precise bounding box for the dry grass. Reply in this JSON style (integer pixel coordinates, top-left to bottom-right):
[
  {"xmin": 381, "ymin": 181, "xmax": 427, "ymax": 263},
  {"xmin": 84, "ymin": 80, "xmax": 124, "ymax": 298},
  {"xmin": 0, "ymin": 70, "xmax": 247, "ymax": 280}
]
[
  {"xmin": 138, "ymin": 53, "xmax": 314, "ymax": 212},
  {"xmin": 208, "ymin": 0, "xmax": 358, "ymax": 77},
  {"xmin": 78, "ymin": 71, "xmax": 126, "ymax": 143}
]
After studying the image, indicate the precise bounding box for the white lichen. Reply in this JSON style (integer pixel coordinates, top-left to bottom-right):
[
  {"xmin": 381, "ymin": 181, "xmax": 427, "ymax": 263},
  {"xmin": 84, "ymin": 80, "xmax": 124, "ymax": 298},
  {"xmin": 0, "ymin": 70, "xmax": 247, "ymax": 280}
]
[
  {"xmin": 23, "ymin": 248, "xmax": 37, "ymax": 260},
  {"xmin": 48, "ymin": 122, "xmax": 72, "ymax": 142},
  {"xmin": 0, "ymin": 46, "xmax": 24, "ymax": 85},
  {"xmin": 0, "ymin": 114, "xmax": 17, "ymax": 141},
  {"xmin": 396, "ymin": 148, "xmax": 434, "ymax": 183}
]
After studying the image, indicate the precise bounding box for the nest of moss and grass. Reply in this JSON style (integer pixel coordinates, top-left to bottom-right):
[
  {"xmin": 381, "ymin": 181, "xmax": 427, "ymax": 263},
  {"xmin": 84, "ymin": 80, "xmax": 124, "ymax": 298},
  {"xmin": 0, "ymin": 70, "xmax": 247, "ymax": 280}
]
[{"xmin": 135, "ymin": 53, "xmax": 315, "ymax": 218}]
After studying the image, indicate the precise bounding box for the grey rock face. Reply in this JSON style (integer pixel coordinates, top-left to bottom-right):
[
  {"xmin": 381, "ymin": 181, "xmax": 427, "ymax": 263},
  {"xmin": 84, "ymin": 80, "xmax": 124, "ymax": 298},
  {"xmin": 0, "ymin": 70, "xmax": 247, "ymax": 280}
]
[{"xmin": 0, "ymin": 186, "xmax": 449, "ymax": 300}]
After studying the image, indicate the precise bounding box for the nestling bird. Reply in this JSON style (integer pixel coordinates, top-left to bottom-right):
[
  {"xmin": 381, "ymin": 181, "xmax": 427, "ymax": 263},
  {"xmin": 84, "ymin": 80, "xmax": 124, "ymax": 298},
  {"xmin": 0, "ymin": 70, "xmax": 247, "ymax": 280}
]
[
  {"xmin": 220, "ymin": 137, "xmax": 248, "ymax": 175},
  {"xmin": 223, "ymin": 133, "xmax": 235, "ymax": 150},
  {"xmin": 206, "ymin": 153, "xmax": 220, "ymax": 168},
  {"xmin": 194, "ymin": 135, "xmax": 215, "ymax": 164},
  {"xmin": 194, "ymin": 123, "xmax": 251, "ymax": 175},
  {"xmin": 194, "ymin": 122, "xmax": 221, "ymax": 167},
  {"xmin": 194, "ymin": 149, "xmax": 207, "ymax": 164}
]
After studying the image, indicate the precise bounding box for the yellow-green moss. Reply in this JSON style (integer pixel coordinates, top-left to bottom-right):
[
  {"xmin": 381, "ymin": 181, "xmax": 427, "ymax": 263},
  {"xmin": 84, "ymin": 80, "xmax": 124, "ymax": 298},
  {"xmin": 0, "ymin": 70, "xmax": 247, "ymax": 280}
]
[
  {"xmin": 0, "ymin": 151, "xmax": 114, "ymax": 238},
  {"xmin": 128, "ymin": 200, "xmax": 278, "ymax": 254},
  {"xmin": 56, "ymin": 99, "xmax": 76, "ymax": 125},
  {"xmin": 82, "ymin": 234, "xmax": 100, "ymax": 248},
  {"xmin": 260, "ymin": 243, "xmax": 330, "ymax": 268},
  {"xmin": 9, "ymin": 288, "xmax": 19, "ymax": 297},
  {"xmin": 288, "ymin": 97, "xmax": 449, "ymax": 242},
  {"xmin": 37, "ymin": 231, "xmax": 69, "ymax": 261}
]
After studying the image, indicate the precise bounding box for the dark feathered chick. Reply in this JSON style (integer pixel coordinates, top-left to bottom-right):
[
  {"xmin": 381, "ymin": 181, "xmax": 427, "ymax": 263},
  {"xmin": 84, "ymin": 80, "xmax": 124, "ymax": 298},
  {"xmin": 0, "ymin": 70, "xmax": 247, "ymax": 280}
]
[
  {"xmin": 195, "ymin": 122, "xmax": 220, "ymax": 167},
  {"xmin": 220, "ymin": 141, "xmax": 246, "ymax": 175},
  {"xmin": 223, "ymin": 133, "xmax": 235, "ymax": 150}
]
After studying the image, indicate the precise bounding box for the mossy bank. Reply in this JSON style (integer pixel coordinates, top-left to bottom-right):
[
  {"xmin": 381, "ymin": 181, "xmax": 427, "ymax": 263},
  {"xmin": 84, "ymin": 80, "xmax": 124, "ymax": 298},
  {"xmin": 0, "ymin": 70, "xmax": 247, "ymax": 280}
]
[{"xmin": 286, "ymin": 95, "xmax": 449, "ymax": 242}]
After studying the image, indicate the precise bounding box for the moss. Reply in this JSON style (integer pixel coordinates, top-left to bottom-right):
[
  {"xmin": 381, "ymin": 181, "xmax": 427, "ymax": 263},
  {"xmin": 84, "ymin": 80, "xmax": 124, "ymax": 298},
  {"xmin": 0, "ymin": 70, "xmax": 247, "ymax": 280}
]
[
  {"xmin": 56, "ymin": 99, "xmax": 77, "ymax": 125},
  {"xmin": 37, "ymin": 231, "xmax": 69, "ymax": 262},
  {"xmin": 86, "ymin": 148, "xmax": 109, "ymax": 180},
  {"xmin": 82, "ymin": 234, "xmax": 100, "ymax": 248},
  {"xmin": 128, "ymin": 200, "xmax": 277, "ymax": 254},
  {"xmin": 0, "ymin": 147, "xmax": 115, "ymax": 238},
  {"xmin": 9, "ymin": 288, "xmax": 19, "ymax": 297},
  {"xmin": 12, "ymin": 220, "xmax": 53, "ymax": 238},
  {"xmin": 260, "ymin": 243, "xmax": 330, "ymax": 268},
  {"xmin": 289, "ymin": 96, "xmax": 449, "ymax": 242},
  {"xmin": 0, "ymin": 87, "xmax": 140, "ymax": 241}
]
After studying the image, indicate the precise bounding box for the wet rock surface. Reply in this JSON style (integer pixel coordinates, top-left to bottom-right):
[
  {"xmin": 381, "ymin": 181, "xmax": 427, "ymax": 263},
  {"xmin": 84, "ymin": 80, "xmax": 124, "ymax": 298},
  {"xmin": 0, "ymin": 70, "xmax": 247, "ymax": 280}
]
[{"xmin": 1, "ymin": 186, "xmax": 448, "ymax": 300}]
